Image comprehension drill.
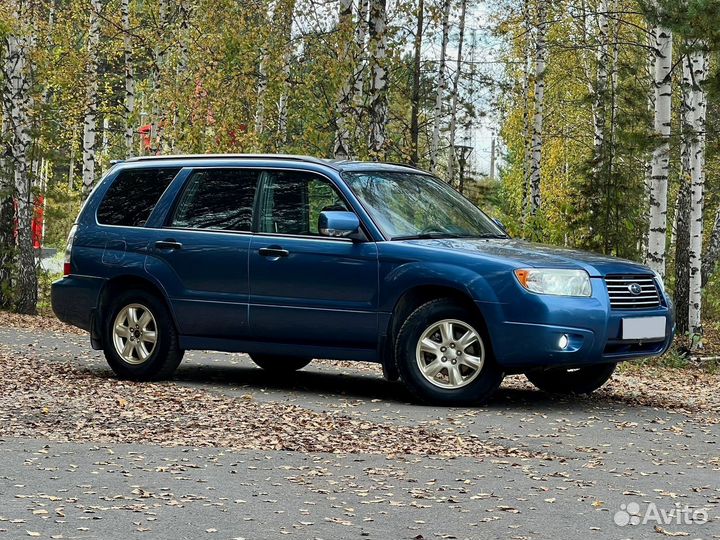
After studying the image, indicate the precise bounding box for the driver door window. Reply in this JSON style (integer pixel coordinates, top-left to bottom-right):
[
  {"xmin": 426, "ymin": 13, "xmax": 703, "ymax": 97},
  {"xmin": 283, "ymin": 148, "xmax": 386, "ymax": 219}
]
[{"xmin": 257, "ymin": 171, "xmax": 348, "ymax": 236}]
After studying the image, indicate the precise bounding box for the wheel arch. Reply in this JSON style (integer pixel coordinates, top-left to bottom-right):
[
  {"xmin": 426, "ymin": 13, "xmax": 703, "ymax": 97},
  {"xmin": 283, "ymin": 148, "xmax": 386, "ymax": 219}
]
[
  {"xmin": 93, "ymin": 273, "xmax": 179, "ymax": 349},
  {"xmin": 381, "ymin": 283, "xmax": 496, "ymax": 381}
]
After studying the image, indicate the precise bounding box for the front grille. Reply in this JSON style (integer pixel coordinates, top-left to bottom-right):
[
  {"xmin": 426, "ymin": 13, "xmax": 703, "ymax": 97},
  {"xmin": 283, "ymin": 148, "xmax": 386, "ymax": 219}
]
[{"xmin": 604, "ymin": 275, "xmax": 661, "ymax": 310}]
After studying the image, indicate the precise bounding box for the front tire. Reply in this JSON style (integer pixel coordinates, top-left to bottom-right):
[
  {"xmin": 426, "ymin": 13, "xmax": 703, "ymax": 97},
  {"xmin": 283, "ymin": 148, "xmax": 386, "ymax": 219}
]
[
  {"xmin": 525, "ymin": 363, "xmax": 617, "ymax": 394},
  {"xmin": 395, "ymin": 299, "xmax": 504, "ymax": 406},
  {"xmin": 250, "ymin": 354, "xmax": 312, "ymax": 372},
  {"xmin": 103, "ymin": 289, "xmax": 184, "ymax": 381}
]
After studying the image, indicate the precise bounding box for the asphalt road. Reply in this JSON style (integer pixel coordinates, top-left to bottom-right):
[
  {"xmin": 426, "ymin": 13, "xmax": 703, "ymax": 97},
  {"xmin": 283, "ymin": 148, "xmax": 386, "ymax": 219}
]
[{"xmin": 0, "ymin": 326, "xmax": 718, "ymax": 540}]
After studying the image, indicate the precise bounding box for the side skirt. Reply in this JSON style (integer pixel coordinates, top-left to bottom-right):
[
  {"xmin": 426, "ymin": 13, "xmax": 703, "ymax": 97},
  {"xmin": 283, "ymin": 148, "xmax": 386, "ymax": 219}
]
[{"xmin": 178, "ymin": 336, "xmax": 379, "ymax": 362}]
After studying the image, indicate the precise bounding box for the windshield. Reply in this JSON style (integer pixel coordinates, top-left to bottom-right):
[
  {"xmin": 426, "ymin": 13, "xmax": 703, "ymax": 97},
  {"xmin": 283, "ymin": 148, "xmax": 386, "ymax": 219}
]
[{"xmin": 342, "ymin": 171, "xmax": 507, "ymax": 240}]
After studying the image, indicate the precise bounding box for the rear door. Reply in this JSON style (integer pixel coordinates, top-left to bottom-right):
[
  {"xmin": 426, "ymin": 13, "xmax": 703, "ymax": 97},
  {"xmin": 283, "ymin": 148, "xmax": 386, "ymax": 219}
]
[
  {"xmin": 248, "ymin": 170, "xmax": 379, "ymax": 348},
  {"xmin": 145, "ymin": 168, "xmax": 259, "ymax": 338}
]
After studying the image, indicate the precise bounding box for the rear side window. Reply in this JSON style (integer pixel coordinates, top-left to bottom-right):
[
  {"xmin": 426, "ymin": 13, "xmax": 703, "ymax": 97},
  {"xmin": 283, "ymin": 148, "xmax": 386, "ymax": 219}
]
[
  {"xmin": 170, "ymin": 168, "xmax": 259, "ymax": 231},
  {"xmin": 97, "ymin": 168, "xmax": 180, "ymax": 227}
]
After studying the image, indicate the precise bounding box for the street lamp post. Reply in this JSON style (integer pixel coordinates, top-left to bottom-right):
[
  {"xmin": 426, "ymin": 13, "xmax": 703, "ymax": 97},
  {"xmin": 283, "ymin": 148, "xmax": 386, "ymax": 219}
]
[{"xmin": 454, "ymin": 144, "xmax": 473, "ymax": 194}]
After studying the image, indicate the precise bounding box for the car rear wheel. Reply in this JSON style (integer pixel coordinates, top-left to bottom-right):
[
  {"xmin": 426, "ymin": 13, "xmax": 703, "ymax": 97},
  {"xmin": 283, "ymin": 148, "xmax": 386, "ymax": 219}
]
[
  {"xmin": 395, "ymin": 299, "xmax": 504, "ymax": 405},
  {"xmin": 103, "ymin": 289, "xmax": 184, "ymax": 381},
  {"xmin": 525, "ymin": 363, "xmax": 617, "ymax": 394},
  {"xmin": 250, "ymin": 354, "xmax": 312, "ymax": 372}
]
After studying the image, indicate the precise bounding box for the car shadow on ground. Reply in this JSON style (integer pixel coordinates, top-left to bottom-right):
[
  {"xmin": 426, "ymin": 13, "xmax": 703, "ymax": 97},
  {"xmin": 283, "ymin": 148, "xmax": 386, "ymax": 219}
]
[{"xmin": 170, "ymin": 362, "xmax": 609, "ymax": 412}]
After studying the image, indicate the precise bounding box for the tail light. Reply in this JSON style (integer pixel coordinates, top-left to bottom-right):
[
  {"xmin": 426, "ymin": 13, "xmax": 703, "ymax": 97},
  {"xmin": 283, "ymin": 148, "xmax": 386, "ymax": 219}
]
[{"xmin": 63, "ymin": 224, "xmax": 77, "ymax": 276}]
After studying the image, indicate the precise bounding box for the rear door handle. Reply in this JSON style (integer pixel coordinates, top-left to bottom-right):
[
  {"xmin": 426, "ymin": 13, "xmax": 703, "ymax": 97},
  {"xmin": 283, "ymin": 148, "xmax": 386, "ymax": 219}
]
[
  {"xmin": 258, "ymin": 247, "xmax": 289, "ymax": 258},
  {"xmin": 155, "ymin": 240, "xmax": 183, "ymax": 250}
]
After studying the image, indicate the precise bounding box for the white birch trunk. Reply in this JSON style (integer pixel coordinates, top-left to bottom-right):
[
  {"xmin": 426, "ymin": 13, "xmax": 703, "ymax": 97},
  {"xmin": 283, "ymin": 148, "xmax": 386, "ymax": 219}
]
[
  {"xmin": 2, "ymin": 7, "xmax": 37, "ymax": 313},
  {"xmin": 645, "ymin": 24, "xmax": 673, "ymax": 278},
  {"xmin": 688, "ymin": 49, "xmax": 708, "ymax": 346},
  {"xmin": 122, "ymin": 0, "xmax": 135, "ymax": 157},
  {"xmin": 641, "ymin": 26, "xmax": 657, "ymax": 258},
  {"xmin": 429, "ymin": 0, "xmax": 451, "ymax": 173},
  {"xmin": 675, "ymin": 54, "xmax": 694, "ymax": 336},
  {"xmin": 351, "ymin": 0, "xmax": 370, "ymax": 111},
  {"xmin": 82, "ymin": 0, "xmax": 101, "ymax": 194},
  {"xmin": 333, "ymin": 0, "xmax": 354, "ymax": 159},
  {"xmin": 529, "ymin": 0, "xmax": 548, "ymax": 216},
  {"xmin": 592, "ymin": 0, "xmax": 609, "ymax": 177},
  {"xmin": 446, "ymin": 0, "xmax": 467, "ymax": 185},
  {"xmin": 367, "ymin": 0, "xmax": 388, "ymax": 159}
]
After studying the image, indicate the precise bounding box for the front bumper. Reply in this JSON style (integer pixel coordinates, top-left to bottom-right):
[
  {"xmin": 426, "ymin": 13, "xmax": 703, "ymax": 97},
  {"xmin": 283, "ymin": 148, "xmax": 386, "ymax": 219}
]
[
  {"xmin": 482, "ymin": 279, "xmax": 675, "ymax": 371},
  {"xmin": 51, "ymin": 275, "xmax": 105, "ymax": 332}
]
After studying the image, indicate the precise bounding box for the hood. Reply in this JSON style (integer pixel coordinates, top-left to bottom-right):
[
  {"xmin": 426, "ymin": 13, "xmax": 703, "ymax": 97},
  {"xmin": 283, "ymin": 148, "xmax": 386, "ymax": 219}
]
[{"xmin": 400, "ymin": 238, "xmax": 652, "ymax": 277}]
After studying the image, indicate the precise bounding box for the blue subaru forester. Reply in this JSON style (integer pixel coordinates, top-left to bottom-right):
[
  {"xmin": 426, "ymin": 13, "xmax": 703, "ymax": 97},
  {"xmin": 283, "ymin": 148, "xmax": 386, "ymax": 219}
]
[{"xmin": 52, "ymin": 155, "xmax": 674, "ymax": 405}]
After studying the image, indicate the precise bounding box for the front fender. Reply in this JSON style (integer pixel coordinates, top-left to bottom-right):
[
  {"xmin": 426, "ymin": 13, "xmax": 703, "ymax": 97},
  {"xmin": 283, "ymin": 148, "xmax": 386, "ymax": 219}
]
[{"xmin": 379, "ymin": 261, "xmax": 502, "ymax": 311}]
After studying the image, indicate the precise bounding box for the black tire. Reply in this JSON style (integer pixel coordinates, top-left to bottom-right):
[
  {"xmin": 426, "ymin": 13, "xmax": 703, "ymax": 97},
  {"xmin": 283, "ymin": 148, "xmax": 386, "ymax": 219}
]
[
  {"xmin": 250, "ymin": 354, "xmax": 312, "ymax": 372},
  {"xmin": 525, "ymin": 363, "xmax": 617, "ymax": 394},
  {"xmin": 102, "ymin": 288, "xmax": 184, "ymax": 381},
  {"xmin": 395, "ymin": 298, "xmax": 504, "ymax": 406}
]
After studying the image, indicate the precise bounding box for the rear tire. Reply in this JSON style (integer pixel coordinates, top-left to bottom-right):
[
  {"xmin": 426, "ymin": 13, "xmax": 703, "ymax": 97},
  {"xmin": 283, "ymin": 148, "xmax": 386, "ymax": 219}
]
[
  {"xmin": 395, "ymin": 298, "xmax": 504, "ymax": 406},
  {"xmin": 102, "ymin": 289, "xmax": 184, "ymax": 381},
  {"xmin": 250, "ymin": 354, "xmax": 312, "ymax": 372},
  {"xmin": 525, "ymin": 363, "xmax": 617, "ymax": 394}
]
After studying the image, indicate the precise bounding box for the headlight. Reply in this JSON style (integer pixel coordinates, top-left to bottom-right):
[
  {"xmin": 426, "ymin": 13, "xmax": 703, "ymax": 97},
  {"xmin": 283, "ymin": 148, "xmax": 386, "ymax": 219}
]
[{"xmin": 514, "ymin": 268, "xmax": 592, "ymax": 297}]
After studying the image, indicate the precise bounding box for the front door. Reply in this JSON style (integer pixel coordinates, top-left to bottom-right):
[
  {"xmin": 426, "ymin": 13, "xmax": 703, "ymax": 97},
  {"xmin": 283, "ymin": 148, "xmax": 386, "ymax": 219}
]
[
  {"xmin": 248, "ymin": 170, "xmax": 379, "ymax": 348},
  {"xmin": 145, "ymin": 167, "xmax": 259, "ymax": 338}
]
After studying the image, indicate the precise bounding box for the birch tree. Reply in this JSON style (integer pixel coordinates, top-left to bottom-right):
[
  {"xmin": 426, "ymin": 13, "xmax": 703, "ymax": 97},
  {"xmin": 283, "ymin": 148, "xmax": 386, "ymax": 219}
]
[
  {"xmin": 429, "ymin": 0, "xmax": 451, "ymax": 173},
  {"xmin": 591, "ymin": 0, "xmax": 609, "ymax": 180},
  {"xmin": 529, "ymin": 0, "xmax": 548, "ymax": 216},
  {"xmin": 674, "ymin": 57, "xmax": 693, "ymax": 334},
  {"xmin": 333, "ymin": 0, "xmax": 354, "ymax": 159},
  {"xmin": 687, "ymin": 48, "xmax": 708, "ymax": 346},
  {"xmin": 2, "ymin": 2, "xmax": 37, "ymax": 314},
  {"xmin": 82, "ymin": 0, "xmax": 101, "ymax": 194},
  {"xmin": 122, "ymin": 0, "xmax": 135, "ymax": 157},
  {"xmin": 367, "ymin": 0, "xmax": 388, "ymax": 160},
  {"xmin": 645, "ymin": 23, "xmax": 673, "ymax": 278},
  {"xmin": 276, "ymin": 0, "xmax": 296, "ymax": 148},
  {"xmin": 446, "ymin": 0, "xmax": 467, "ymax": 185},
  {"xmin": 520, "ymin": 0, "xmax": 532, "ymax": 231},
  {"xmin": 352, "ymin": 0, "xmax": 370, "ymax": 111},
  {"xmin": 409, "ymin": 0, "xmax": 425, "ymax": 166}
]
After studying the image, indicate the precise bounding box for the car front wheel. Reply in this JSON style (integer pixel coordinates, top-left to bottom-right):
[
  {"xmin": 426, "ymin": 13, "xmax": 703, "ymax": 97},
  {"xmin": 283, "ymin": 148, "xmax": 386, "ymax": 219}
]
[
  {"xmin": 395, "ymin": 299, "xmax": 504, "ymax": 405},
  {"xmin": 525, "ymin": 363, "xmax": 617, "ymax": 394}
]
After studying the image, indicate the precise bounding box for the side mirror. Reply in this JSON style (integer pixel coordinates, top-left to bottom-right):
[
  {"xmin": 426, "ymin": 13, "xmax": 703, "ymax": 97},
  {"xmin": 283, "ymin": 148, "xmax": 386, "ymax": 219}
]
[{"xmin": 319, "ymin": 211, "xmax": 362, "ymax": 239}]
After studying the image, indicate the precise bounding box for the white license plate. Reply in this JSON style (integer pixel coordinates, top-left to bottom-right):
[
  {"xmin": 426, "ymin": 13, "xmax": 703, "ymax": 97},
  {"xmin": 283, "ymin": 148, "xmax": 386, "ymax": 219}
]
[{"xmin": 622, "ymin": 316, "xmax": 666, "ymax": 340}]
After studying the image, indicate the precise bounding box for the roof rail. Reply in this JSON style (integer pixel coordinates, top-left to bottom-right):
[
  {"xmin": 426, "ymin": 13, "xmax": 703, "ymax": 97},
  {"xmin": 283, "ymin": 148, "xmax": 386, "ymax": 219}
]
[{"xmin": 122, "ymin": 153, "xmax": 340, "ymax": 171}]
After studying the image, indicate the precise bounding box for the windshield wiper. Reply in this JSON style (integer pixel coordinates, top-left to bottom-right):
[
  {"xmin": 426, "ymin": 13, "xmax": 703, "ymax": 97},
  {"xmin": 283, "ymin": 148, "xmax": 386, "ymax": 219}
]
[
  {"xmin": 391, "ymin": 232, "xmax": 505, "ymax": 241},
  {"xmin": 391, "ymin": 232, "xmax": 464, "ymax": 240}
]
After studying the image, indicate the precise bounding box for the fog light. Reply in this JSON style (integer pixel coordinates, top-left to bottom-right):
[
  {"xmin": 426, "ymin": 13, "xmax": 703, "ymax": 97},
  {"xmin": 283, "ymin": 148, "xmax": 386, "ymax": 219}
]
[{"xmin": 558, "ymin": 334, "xmax": 569, "ymax": 350}]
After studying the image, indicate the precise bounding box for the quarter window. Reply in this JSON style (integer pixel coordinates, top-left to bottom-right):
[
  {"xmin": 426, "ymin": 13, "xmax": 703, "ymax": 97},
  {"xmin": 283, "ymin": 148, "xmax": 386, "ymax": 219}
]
[
  {"xmin": 97, "ymin": 167, "xmax": 180, "ymax": 227},
  {"xmin": 171, "ymin": 169, "xmax": 259, "ymax": 231},
  {"xmin": 257, "ymin": 171, "xmax": 348, "ymax": 235}
]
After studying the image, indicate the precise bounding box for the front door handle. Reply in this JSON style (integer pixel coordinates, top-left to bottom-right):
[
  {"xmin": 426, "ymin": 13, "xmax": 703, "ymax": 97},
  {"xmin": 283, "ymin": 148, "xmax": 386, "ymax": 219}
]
[
  {"xmin": 155, "ymin": 240, "xmax": 183, "ymax": 250},
  {"xmin": 258, "ymin": 247, "xmax": 289, "ymax": 258}
]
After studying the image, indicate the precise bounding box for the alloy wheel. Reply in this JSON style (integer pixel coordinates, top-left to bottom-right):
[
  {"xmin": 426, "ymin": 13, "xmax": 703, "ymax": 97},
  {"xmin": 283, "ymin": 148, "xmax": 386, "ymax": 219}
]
[
  {"xmin": 112, "ymin": 303, "xmax": 158, "ymax": 365},
  {"xmin": 415, "ymin": 318, "xmax": 485, "ymax": 389}
]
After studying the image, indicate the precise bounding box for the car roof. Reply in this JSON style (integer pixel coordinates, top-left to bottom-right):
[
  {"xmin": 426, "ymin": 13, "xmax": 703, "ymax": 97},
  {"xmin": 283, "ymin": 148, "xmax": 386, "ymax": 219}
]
[{"xmin": 115, "ymin": 154, "xmax": 431, "ymax": 175}]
